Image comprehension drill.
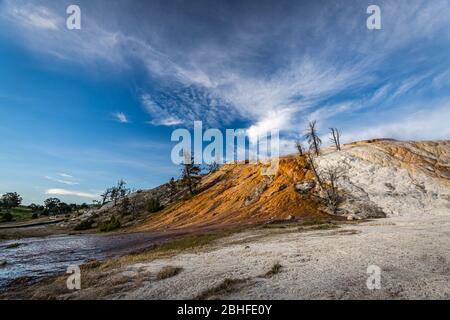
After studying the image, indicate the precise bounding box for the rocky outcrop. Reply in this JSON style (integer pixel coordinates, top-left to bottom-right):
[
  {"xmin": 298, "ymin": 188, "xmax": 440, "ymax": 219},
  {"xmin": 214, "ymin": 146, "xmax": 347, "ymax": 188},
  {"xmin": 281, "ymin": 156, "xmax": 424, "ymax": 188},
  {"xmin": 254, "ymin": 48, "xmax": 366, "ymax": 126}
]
[
  {"xmin": 316, "ymin": 140, "xmax": 450, "ymax": 218},
  {"xmin": 295, "ymin": 181, "xmax": 315, "ymax": 194},
  {"xmin": 244, "ymin": 176, "xmax": 274, "ymax": 206}
]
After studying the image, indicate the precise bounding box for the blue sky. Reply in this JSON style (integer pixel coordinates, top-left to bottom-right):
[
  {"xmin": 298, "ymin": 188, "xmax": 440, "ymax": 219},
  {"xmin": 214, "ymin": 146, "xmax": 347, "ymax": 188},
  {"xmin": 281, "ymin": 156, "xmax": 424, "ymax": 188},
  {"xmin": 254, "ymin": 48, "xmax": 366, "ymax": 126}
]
[{"xmin": 0, "ymin": 0, "xmax": 449, "ymax": 204}]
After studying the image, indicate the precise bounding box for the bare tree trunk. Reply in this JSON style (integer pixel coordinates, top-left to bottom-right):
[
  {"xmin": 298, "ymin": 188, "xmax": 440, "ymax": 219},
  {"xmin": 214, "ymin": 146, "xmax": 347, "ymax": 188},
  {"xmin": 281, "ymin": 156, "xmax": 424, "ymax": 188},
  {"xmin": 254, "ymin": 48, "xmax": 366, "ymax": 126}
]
[
  {"xmin": 330, "ymin": 128, "xmax": 341, "ymax": 151},
  {"xmin": 313, "ymin": 140, "xmax": 319, "ymax": 156},
  {"xmin": 295, "ymin": 140, "xmax": 304, "ymax": 156},
  {"xmin": 306, "ymin": 153, "xmax": 323, "ymax": 188}
]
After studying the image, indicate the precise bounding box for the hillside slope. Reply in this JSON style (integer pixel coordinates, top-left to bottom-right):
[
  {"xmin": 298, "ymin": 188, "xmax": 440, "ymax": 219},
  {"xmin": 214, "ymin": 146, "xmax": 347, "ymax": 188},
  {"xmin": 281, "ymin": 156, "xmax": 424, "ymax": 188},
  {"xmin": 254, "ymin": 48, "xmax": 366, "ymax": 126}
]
[{"xmin": 134, "ymin": 140, "xmax": 450, "ymax": 232}]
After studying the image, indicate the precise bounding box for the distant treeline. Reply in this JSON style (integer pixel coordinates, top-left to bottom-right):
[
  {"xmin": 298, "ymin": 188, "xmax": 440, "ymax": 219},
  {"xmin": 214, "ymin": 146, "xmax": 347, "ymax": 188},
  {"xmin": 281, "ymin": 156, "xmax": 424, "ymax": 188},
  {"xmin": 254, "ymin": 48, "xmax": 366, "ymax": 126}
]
[{"xmin": 0, "ymin": 192, "xmax": 90, "ymax": 222}]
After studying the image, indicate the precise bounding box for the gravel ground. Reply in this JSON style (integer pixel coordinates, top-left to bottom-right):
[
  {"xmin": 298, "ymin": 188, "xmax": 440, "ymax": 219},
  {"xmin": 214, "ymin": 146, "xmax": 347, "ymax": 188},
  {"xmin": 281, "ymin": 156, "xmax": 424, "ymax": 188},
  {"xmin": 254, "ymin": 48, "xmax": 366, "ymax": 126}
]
[{"xmin": 105, "ymin": 214, "xmax": 449, "ymax": 300}]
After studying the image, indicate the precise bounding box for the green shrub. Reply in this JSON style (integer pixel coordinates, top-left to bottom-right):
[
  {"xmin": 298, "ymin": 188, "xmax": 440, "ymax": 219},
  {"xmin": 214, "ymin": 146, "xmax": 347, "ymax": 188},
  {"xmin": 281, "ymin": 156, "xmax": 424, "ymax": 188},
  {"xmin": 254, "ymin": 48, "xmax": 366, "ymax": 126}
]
[
  {"xmin": 31, "ymin": 213, "xmax": 38, "ymax": 219},
  {"xmin": 0, "ymin": 212, "xmax": 13, "ymax": 223},
  {"xmin": 73, "ymin": 219, "xmax": 93, "ymax": 231},
  {"xmin": 120, "ymin": 197, "xmax": 131, "ymax": 216},
  {"xmin": 147, "ymin": 198, "xmax": 163, "ymax": 213},
  {"xmin": 265, "ymin": 262, "xmax": 282, "ymax": 278},
  {"xmin": 99, "ymin": 216, "xmax": 121, "ymax": 232}
]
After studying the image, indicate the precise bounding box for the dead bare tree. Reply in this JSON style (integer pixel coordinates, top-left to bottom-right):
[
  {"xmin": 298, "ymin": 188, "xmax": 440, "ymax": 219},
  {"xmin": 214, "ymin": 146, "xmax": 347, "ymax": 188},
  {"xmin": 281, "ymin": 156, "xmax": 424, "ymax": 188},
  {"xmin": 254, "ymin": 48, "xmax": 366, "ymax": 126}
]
[
  {"xmin": 329, "ymin": 128, "xmax": 341, "ymax": 151},
  {"xmin": 110, "ymin": 180, "xmax": 130, "ymax": 206},
  {"xmin": 100, "ymin": 188, "xmax": 112, "ymax": 206},
  {"xmin": 318, "ymin": 165, "xmax": 347, "ymax": 214},
  {"xmin": 295, "ymin": 140, "xmax": 304, "ymax": 156},
  {"xmin": 305, "ymin": 153, "xmax": 347, "ymax": 214},
  {"xmin": 305, "ymin": 120, "xmax": 322, "ymax": 156},
  {"xmin": 306, "ymin": 153, "xmax": 323, "ymax": 187},
  {"xmin": 180, "ymin": 152, "xmax": 202, "ymax": 195}
]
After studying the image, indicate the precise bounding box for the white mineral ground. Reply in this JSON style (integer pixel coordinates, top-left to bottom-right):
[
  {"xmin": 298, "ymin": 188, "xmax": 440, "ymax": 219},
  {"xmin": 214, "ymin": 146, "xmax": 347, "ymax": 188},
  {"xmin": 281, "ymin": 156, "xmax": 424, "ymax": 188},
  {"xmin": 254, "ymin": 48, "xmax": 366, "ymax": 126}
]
[{"xmin": 108, "ymin": 214, "xmax": 449, "ymax": 300}]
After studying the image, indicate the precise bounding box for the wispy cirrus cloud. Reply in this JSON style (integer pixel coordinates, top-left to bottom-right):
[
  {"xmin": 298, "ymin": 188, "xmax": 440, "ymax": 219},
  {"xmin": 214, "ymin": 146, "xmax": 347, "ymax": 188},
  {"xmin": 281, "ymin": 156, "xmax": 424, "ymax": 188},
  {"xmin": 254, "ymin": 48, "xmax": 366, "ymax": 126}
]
[
  {"xmin": 2, "ymin": 0, "xmax": 450, "ymax": 138},
  {"xmin": 9, "ymin": 3, "xmax": 60, "ymax": 30},
  {"xmin": 0, "ymin": 0, "xmax": 123, "ymax": 64},
  {"xmin": 45, "ymin": 173, "xmax": 80, "ymax": 185},
  {"xmin": 58, "ymin": 173, "xmax": 73, "ymax": 179}
]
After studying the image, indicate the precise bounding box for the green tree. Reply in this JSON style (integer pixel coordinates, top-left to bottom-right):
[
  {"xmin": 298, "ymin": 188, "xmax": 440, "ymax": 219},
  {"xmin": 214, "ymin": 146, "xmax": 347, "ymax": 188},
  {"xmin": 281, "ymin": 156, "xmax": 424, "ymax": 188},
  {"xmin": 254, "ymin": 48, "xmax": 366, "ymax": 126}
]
[
  {"xmin": 59, "ymin": 202, "xmax": 72, "ymax": 214},
  {"xmin": 44, "ymin": 198, "xmax": 61, "ymax": 215},
  {"xmin": 1, "ymin": 192, "xmax": 22, "ymax": 212},
  {"xmin": 147, "ymin": 198, "xmax": 163, "ymax": 213}
]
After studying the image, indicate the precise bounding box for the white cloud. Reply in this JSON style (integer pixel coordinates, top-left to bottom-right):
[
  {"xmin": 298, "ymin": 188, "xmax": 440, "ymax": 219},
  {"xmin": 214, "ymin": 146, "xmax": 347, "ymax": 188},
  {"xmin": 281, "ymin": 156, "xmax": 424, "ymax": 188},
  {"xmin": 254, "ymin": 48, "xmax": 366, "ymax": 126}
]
[
  {"xmin": 45, "ymin": 173, "xmax": 80, "ymax": 185},
  {"xmin": 113, "ymin": 112, "xmax": 129, "ymax": 123},
  {"xmin": 147, "ymin": 117, "xmax": 183, "ymax": 126},
  {"xmin": 58, "ymin": 173, "xmax": 73, "ymax": 179},
  {"xmin": 340, "ymin": 102, "xmax": 450, "ymax": 143},
  {"xmin": 247, "ymin": 109, "xmax": 293, "ymax": 144},
  {"xmin": 45, "ymin": 188, "xmax": 99, "ymax": 199}
]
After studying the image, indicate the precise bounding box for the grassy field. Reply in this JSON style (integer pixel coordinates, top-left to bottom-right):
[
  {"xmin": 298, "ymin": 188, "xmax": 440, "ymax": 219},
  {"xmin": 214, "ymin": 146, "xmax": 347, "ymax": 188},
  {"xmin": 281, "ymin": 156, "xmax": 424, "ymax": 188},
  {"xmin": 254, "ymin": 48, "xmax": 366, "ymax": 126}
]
[{"xmin": 0, "ymin": 206, "xmax": 34, "ymax": 222}]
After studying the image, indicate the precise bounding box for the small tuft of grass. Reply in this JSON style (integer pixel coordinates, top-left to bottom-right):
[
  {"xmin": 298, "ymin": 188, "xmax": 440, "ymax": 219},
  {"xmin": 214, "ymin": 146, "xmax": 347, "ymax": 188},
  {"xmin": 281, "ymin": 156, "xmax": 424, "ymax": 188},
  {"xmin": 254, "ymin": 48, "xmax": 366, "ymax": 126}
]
[
  {"xmin": 299, "ymin": 218, "xmax": 328, "ymax": 226},
  {"xmin": 195, "ymin": 278, "xmax": 246, "ymax": 300},
  {"xmin": 308, "ymin": 223, "xmax": 338, "ymax": 230},
  {"xmin": 265, "ymin": 262, "xmax": 282, "ymax": 278},
  {"xmin": 156, "ymin": 266, "xmax": 182, "ymax": 280}
]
